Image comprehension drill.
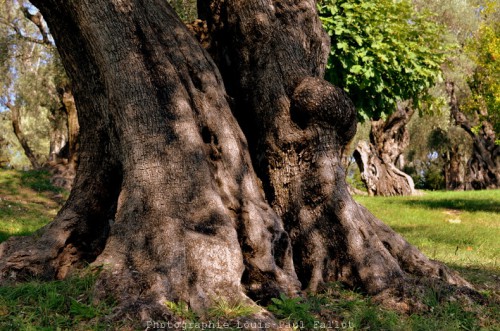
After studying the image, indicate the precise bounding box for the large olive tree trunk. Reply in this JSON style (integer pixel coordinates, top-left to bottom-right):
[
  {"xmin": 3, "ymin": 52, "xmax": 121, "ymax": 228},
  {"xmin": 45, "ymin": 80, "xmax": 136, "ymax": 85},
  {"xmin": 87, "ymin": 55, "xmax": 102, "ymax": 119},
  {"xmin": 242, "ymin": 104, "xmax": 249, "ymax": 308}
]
[
  {"xmin": 0, "ymin": 0, "xmax": 298, "ymax": 322},
  {"xmin": 447, "ymin": 81, "xmax": 499, "ymax": 189},
  {"xmin": 202, "ymin": 0, "xmax": 468, "ymax": 304},
  {"xmin": 353, "ymin": 102, "xmax": 416, "ymax": 196},
  {"xmin": 0, "ymin": 0, "xmax": 475, "ymax": 325}
]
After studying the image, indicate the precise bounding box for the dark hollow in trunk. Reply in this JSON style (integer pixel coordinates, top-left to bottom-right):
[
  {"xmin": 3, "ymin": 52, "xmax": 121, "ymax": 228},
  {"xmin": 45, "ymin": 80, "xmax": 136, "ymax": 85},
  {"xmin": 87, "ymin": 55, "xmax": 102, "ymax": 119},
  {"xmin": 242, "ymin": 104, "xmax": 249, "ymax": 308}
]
[
  {"xmin": 0, "ymin": 0, "xmax": 478, "ymax": 325},
  {"xmin": 353, "ymin": 102, "xmax": 416, "ymax": 196}
]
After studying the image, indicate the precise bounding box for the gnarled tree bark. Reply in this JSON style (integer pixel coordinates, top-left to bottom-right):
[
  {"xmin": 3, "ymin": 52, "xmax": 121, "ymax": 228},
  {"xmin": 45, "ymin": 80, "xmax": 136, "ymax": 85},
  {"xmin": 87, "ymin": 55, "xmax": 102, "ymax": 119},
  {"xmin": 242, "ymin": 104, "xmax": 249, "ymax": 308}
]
[
  {"xmin": 443, "ymin": 145, "xmax": 466, "ymax": 190},
  {"xmin": 353, "ymin": 102, "xmax": 416, "ymax": 196},
  {"xmin": 0, "ymin": 0, "xmax": 476, "ymax": 326},
  {"xmin": 48, "ymin": 85, "xmax": 79, "ymax": 190},
  {"xmin": 1, "ymin": 0, "xmax": 298, "ymax": 324},
  {"xmin": 446, "ymin": 81, "xmax": 499, "ymax": 190},
  {"xmin": 0, "ymin": 135, "xmax": 9, "ymax": 168},
  {"xmin": 202, "ymin": 0, "xmax": 468, "ymax": 306}
]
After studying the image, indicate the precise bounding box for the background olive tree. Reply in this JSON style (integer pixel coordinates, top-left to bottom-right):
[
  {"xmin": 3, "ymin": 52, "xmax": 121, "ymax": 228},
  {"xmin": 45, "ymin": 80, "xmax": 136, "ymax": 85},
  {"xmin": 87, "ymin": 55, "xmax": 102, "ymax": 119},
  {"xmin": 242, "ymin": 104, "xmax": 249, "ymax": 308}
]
[{"xmin": 318, "ymin": 0, "xmax": 449, "ymax": 196}]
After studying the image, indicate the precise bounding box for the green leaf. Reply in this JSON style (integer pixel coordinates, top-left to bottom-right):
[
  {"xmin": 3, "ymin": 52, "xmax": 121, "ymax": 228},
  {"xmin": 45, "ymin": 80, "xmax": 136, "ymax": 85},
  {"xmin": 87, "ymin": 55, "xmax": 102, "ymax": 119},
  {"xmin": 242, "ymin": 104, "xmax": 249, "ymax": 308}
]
[
  {"xmin": 350, "ymin": 65, "xmax": 363, "ymax": 74},
  {"xmin": 337, "ymin": 41, "xmax": 349, "ymax": 50}
]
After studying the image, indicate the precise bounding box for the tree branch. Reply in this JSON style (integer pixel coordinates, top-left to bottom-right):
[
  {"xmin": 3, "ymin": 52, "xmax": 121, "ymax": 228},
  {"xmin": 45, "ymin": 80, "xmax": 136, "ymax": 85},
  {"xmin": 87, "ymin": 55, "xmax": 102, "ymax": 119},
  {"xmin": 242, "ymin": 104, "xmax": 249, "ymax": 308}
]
[
  {"xmin": 22, "ymin": 7, "xmax": 51, "ymax": 45},
  {"xmin": 2, "ymin": 100, "xmax": 41, "ymax": 169},
  {"xmin": 446, "ymin": 81, "xmax": 475, "ymax": 137},
  {"xmin": 0, "ymin": 9, "xmax": 54, "ymax": 48}
]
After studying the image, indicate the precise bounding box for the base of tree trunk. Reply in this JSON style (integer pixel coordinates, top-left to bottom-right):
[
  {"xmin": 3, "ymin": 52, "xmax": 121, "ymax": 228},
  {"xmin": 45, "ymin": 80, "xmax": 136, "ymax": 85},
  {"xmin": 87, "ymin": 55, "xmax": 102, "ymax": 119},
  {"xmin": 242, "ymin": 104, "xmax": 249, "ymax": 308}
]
[
  {"xmin": 354, "ymin": 140, "xmax": 416, "ymax": 196},
  {"xmin": 0, "ymin": 1, "xmax": 485, "ymax": 328}
]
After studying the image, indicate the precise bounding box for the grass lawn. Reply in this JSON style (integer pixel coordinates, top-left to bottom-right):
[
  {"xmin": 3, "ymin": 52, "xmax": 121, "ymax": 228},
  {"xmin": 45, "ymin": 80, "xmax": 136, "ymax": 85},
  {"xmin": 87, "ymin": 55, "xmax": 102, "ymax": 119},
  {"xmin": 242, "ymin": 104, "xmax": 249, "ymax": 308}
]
[
  {"xmin": 0, "ymin": 169, "xmax": 67, "ymax": 243},
  {"xmin": 355, "ymin": 190, "xmax": 500, "ymax": 296},
  {"xmin": 0, "ymin": 169, "xmax": 498, "ymax": 330}
]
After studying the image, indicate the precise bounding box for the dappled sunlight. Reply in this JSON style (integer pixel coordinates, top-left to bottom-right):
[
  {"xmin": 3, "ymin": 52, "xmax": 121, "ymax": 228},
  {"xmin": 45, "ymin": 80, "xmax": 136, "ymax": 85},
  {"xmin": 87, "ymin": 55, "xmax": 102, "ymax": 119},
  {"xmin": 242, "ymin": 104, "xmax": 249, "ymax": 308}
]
[
  {"xmin": 355, "ymin": 190, "xmax": 500, "ymax": 283},
  {"xmin": 0, "ymin": 169, "xmax": 67, "ymax": 242}
]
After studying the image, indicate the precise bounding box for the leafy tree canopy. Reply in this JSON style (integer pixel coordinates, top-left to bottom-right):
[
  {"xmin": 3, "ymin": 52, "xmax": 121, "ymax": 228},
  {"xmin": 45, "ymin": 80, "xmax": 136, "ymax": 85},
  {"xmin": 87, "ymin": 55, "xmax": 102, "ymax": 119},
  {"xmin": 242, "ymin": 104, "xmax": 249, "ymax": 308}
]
[
  {"xmin": 463, "ymin": 1, "xmax": 499, "ymax": 139},
  {"xmin": 0, "ymin": 0, "xmax": 63, "ymax": 167},
  {"xmin": 318, "ymin": 0, "xmax": 450, "ymax": 120}
]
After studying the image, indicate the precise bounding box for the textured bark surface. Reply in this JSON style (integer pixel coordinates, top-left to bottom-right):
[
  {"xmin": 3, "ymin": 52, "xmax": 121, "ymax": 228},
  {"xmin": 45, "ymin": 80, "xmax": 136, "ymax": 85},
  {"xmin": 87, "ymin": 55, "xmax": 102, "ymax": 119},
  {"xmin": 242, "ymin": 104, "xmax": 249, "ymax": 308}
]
[
  {"xmin": 0, "ymin": 135, "xmax": 8, "ymax": 168},
  {"xmin": 49, "ymin": 85, "xmax": 79, "ymax": 190},
  {"xmin": 447, "ymin": 82, "xmax": 499, "ymax": 190},
  {"xmin": 443, "ymin": 145, "xmax": 466, "ymax": 190},
  {"xmin": 60, "ymin": 85, "xmax": 79, "ymax": 167},
  {"xmin": 0, "ymin": 0, "xmax": 478, "ymax": 326},
  {"xmin": 203, "ymin": 0, "xmax": 470, "ymax": 306},
  {"xmin": 1, "ymin": 0, "xmax": 298, "ymax": 325},
  {"xmin": 354, "ymin": 103, "xmax": 416, "ymax": 196}
]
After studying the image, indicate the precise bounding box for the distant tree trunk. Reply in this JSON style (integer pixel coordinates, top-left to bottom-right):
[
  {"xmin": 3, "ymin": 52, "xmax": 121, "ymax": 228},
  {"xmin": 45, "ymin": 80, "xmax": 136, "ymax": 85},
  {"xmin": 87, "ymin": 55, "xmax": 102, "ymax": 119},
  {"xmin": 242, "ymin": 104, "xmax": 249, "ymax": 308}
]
[
  {"xmin": 0, "ymin": 135, "xmax": 9, "ymax": 168},
  {"xmin": 446, "ymin": 81, "xmax": 500, "ymax": 189},
  {"xmin": 49, "ymin": 85, "xmax": 79, "ymax": 165},
  {"xmin": 443, "ymin": 145, "xmax": 465, "ymax": 190},
  {"xmin": 353, "ymin": 102, "xmax": 415, "ymax": 196},
  {"xmin": 48, "ymin": 85, "xmax": 79, "ymax": 189},
  {"xmin": 5, "ymin": 102, "xmax": 41, "ymax": 169},
  {"xmin": 48, "ymin": 101, "xmax": 68, "ymax": 162},
  {"xmin": 0, "ymin": 0, "xmax": 475, "ymax": 325},
  {"xmin": 60, "ymin": 86, "xmax": 79, "ymax": 167}
]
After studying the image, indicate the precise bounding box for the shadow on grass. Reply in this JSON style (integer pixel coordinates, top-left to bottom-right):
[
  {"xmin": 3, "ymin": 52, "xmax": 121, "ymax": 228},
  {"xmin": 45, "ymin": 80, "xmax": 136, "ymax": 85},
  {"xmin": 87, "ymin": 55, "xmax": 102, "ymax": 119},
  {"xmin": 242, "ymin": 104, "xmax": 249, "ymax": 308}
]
[
  {"xmin": 0, "ymin": 175, "xmax": 20, "ymax": 196},
  {"xmin": 19, "ymin": 170, "xmax": 62, "ymax": 193},
  {"xmin": 447, "ymin": 263, "xmax": 500, "ymax": 293},
  {"xmin": 402, "ymin": 198, "xmax": 500, "ymax": 214},
  {"xmin": 390, "ymin": 224, "xmax": 478, "ymax": 247}
]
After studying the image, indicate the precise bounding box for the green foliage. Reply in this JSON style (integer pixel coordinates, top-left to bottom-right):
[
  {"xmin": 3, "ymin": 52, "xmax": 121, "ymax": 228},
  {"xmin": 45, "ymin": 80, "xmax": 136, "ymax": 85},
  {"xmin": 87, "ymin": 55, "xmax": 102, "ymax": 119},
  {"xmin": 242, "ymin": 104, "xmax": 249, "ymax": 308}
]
[
  {"xmin": 267, "ymin": 293, "xmax": 317, "ymax": 328},
  {"xmin": 422, "ymin": 163, "xmax": 445, "ymax": 190},
  {"xmin": 318, "ymin": 0, "xmax": 449, "ymax": 120},
  {"xmin": 346, "ymin": 160, "xmax": 366, "ymax": 191},
  {"xmin": 164, "ymin": 300, "xmax": 198, "ymax": 320},
  {"xmin": 355, "ymin": 190, "xmax": 500, "ymax": 275},
  {"xmin": 405, "ymin": 113, "xmax": 472, "ymax": 191},
  {"xmin": 462, "ymin": 1, "xmax": 500, "ymax": 136},
  {"xmin": 0, "ymin": 271, "xmax": 115, "ymax": 330},
  {"xmin": 0, "ymin": 169, "xmax": 66, "ymax": 242},
  {"xmin": 207, "ymin": 298, "xmax": 260, "ymax": 319},
  {"xmin": 167, "ymin": 0, "xmax": 197, "ymax": 22},
  {"xmin": 0, "ymin": 1, "xmax": 67, "ymax": 168}
]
